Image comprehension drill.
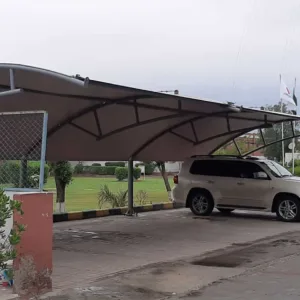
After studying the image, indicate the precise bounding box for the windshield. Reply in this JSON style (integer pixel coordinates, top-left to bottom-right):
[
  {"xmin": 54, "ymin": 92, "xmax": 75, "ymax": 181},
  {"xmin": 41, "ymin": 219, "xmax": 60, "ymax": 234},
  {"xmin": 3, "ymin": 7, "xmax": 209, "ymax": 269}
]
[{"xmin": 261, "ymin": 160, "xmax": 292, "ymax": 178}]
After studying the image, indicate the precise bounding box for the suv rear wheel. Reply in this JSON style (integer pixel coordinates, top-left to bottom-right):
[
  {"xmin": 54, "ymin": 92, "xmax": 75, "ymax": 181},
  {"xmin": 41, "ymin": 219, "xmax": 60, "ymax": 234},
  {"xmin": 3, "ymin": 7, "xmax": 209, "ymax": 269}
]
[
  {"xmin": 189, "ymin": 190, "xmax": 214, "ymax": 216},
  {"xmin": 276, "ymin": 196, "xmax": 300, "ymax": 222}
]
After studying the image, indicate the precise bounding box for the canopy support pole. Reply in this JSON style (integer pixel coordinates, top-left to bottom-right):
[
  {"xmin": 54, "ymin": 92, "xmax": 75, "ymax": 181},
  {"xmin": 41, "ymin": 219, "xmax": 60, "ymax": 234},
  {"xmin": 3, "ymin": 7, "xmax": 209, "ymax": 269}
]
[
  {"xmin": 126, "ymin": 158, "xmax": 134, "ymax": 216},
  {"xmin": 19, "ymin": 157, "xmax": 28, "ymax": 188}
]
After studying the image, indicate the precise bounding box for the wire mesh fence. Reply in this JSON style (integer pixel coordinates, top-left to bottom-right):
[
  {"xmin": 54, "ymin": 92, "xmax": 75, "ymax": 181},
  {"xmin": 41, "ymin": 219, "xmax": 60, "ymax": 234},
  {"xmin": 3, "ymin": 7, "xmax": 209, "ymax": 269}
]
[{"xmin": 0, "ymin": 111, "xmax": 48, "ymax": 190}]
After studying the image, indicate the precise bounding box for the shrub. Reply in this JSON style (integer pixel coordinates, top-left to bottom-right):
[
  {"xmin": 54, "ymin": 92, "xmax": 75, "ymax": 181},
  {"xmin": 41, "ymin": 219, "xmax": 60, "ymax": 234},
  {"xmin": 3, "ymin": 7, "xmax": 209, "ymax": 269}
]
[
  {"xmin": 92, "ymin": 163, "xmax": 102, "ymax": 166},
  {"xmin": 115, "ymin": 167, "xmax": 141, "ymax": 181},
  {"xmin": 133, "ymin": 167, "xmax": 141, "ymax": 180},
  {"xmin": 98, "ymin": 185, "xmax": 128, "ymax": 208},
  {"xmin": 0, "ymin": 161, "xmax": 49, "ymax": 188},
  {"xmin": 294, "ymin": 166, "xmax": 300, "ymax": 176},
  {"xmin": 74, "ymin": 162, "xmax": 84, "ymax": 174},
  {"xmin": 0, "ymin": 189, "xmax": 25, "ymax": 272},
  {"xmin": 144, "ymin": 162, "xmax": 156, "ymax": 175},
  {"xmin": 105, "ymin": 161, "xmax": 125, "ymax": 167},
  {"xmin": 115, "ymin": 167, "xmax": 128, "ymax": 181},
  {"xmin": 135, "ymin": 190, "xmax": 151, "ymax": 205},
  {"xmin": 294, "ymin": 160, "xmax": 300, "ymax": 167},
  {"xmin": 135, "ymin": 162, "xmax": 156, "ymax": 175}
]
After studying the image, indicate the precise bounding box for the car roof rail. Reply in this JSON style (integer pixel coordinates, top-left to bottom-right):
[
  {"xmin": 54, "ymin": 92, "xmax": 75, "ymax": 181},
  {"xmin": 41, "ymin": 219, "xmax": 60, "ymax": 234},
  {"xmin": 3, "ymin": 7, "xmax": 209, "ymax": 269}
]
[
  {"xmin": 245, "ymin": 156, "xmax": 260, "ymax": 160},
  {"xmin": 190, "ymin": 155, "xmax": 242, "ymax": 159}
]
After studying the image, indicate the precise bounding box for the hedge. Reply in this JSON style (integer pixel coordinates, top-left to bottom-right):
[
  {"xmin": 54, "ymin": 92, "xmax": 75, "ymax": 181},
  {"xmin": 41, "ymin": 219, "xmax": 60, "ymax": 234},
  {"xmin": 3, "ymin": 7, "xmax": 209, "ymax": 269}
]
[
  {"xmin": 0, "ymin": 161, "xmax": 49, "ymax": 188},
  {"xmin": 105, "ymin": 162, "xmax": 126, "ymax": 167},
  {"xmin": 115, "ymin": 167, "xmax": 141, "ymax": 181},
  {"xmin": 79, "ymin": 165, "xmax": 117, "ymax": 176},
  {"xmin": 74, "ymin": 162, "xmax": 84, "ymax": 174}
]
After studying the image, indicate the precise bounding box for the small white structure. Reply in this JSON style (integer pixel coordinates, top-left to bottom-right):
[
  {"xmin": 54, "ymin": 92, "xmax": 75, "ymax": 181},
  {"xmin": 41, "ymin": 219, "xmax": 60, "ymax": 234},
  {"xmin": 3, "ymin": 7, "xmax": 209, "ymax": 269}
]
[{"xmin": 285, "ymin": 152, "xmax": 300, "ymax": 165}]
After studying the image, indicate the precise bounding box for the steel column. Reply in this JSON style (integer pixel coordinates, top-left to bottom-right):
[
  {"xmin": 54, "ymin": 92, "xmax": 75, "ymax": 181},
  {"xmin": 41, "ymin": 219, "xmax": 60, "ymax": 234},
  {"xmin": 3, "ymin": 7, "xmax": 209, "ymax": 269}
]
[
  {"xmin": 9, "ymin": 69, "xmax": 15, "ymax": 90},
  {"xmin": 39, "ymin": 112, "xmax": 48, "ymax": 191},
  {"xmin": 126, "ymin": 158, "xmax": 134, "ymax": 216}
]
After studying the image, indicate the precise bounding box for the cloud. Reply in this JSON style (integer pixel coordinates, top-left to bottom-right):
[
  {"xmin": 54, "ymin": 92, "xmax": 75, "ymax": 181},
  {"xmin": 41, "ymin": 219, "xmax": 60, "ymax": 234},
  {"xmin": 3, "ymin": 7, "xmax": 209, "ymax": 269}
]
[{"xmin": 1, "ymin": 0, "xmax": 300, "ymax": 106}]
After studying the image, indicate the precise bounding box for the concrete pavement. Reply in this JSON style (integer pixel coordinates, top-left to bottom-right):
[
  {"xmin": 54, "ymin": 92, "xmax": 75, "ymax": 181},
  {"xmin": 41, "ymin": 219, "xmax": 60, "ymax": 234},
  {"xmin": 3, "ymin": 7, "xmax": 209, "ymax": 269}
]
[
  {"xmin": 3, "ymin": 208, "xmax": 300, "ymax": 299},
  {"xmin": 52, "ymin": 209, "xmax": 300, "ymax": 293},
  {"xmin": 182, "ymin": 252, "xmax": 300, "ymax": 300}
]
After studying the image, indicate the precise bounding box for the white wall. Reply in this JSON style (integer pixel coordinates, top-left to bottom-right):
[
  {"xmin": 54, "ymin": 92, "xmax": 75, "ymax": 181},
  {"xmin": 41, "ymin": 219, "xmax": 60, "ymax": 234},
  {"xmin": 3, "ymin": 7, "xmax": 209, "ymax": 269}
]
[
  {"xmin": 154, "ymin": 162, "xmax": 182, "ymax": 173},
  {"xmin": 285, "ymin": 152, "xmax": 300, "ymax": 165}
]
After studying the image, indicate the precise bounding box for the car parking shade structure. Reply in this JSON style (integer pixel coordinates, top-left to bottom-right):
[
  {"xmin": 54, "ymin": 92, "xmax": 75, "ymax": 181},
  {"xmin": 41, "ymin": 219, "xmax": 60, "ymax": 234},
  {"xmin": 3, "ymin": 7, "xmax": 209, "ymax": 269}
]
[{"xmin": 0, "ymin": 64, "xmax": 299, "ymax": 214}]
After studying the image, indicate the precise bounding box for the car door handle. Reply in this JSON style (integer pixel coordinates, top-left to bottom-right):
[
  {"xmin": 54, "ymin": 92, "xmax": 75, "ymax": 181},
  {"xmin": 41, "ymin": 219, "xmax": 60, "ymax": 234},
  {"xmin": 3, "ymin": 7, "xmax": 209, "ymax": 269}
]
[
  {"xmin": 207, "ymin": 180, "xmax": 214, "ymax": 184},
  {"xmin": 237, "ymin": 182, "xmax": 244, "ymax": 185}
]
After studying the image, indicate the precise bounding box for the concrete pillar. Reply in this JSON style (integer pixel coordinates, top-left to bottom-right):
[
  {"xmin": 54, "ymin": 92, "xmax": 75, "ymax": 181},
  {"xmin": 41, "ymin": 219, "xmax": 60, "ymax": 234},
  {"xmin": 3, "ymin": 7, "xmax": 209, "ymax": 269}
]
[{"xmin": 11, "ymin": 192, "xmax": 53, "ymax": 297}]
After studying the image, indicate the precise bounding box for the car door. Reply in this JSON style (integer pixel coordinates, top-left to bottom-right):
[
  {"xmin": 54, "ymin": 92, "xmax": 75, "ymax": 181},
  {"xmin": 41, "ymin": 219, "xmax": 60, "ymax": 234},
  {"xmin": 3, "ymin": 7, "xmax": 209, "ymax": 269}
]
[
  {"xmin": 231, "ymin": 161, "xmax": 271, "ymax": 209},
  {"xmin": 214, "ymin": 160, "xmax": 245, "ymax": 206}
]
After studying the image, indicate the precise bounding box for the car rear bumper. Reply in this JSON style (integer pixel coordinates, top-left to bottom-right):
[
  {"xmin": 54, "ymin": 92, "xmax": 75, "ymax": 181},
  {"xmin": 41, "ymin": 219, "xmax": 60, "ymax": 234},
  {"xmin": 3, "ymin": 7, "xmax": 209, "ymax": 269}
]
[{"xmin": 171, "ymin": 186, "xmax": 186, "ymax": 205}]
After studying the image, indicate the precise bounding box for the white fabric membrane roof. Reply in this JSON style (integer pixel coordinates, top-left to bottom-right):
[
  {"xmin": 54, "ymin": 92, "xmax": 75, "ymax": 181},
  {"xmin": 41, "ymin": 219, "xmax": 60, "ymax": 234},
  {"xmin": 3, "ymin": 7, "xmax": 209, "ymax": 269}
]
[{"xmin": 0, "ymin": 63, "xmax": 298, "ymax": 161}]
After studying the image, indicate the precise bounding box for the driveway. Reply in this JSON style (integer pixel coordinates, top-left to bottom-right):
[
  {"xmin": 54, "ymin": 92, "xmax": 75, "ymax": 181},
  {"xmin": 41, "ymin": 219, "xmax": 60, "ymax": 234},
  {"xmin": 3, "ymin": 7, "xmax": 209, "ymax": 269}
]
[{"xmin": 53, "ymin": 208, "xmax": 300, "ymax": 293}]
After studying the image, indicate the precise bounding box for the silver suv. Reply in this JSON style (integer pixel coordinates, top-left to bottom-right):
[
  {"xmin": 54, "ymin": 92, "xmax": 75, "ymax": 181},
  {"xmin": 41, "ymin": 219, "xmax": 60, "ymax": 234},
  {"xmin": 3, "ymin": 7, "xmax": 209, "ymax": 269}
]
[{"xmin": 172, "ymin": 156, "xmax": 300, "ymax": 222}]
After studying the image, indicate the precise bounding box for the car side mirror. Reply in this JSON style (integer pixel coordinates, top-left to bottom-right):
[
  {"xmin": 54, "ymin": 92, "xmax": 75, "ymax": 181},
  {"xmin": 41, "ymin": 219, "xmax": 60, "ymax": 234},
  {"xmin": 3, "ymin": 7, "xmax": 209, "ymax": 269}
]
[{"xmin": 255, "ymin": 171, "xmax": 268, "ymax": 180}]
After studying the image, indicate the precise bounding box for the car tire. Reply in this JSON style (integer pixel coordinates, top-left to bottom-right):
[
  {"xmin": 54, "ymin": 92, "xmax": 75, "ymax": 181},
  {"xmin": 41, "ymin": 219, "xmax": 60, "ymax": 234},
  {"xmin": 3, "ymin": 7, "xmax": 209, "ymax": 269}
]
[
  {"xmin": 217, "ymin": 208, "xmax": 234, "ymax": 214},
  {"xmin": 189, "ymin": 190, "xmax": 214, "ymax": 216},
  {"xmin": 275, "ymin": 196, "xmax": 300, "ymax": 222}
]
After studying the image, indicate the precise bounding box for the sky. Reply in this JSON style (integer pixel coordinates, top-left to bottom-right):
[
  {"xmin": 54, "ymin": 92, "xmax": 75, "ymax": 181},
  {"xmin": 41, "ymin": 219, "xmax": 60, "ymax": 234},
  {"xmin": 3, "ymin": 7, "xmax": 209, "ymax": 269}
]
[{"xmin": 1, "ymin": 0, "xmax": 300, "ymax": 108}]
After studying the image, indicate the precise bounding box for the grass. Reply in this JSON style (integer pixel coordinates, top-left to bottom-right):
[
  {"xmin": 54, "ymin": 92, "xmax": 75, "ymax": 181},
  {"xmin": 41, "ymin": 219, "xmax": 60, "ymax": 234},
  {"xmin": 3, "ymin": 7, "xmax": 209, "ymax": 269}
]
[{"xmin": 45, "ymin": 176, "xmax": 173, "ymax": 212}]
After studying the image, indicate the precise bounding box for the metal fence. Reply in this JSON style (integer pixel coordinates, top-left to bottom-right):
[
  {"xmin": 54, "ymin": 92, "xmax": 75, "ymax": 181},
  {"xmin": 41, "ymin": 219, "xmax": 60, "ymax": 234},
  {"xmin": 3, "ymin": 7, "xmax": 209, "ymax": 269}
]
[{"xmin": 0, "ymin": 111, "xmax": 48, "ymax": 191}]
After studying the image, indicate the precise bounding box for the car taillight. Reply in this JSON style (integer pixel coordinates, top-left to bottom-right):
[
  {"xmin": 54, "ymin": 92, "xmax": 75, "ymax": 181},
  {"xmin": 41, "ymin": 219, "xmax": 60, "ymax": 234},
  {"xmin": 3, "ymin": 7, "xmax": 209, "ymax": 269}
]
[{"xmin": 173, "ymin": 175, "xmax": 178, "ymax": 184}]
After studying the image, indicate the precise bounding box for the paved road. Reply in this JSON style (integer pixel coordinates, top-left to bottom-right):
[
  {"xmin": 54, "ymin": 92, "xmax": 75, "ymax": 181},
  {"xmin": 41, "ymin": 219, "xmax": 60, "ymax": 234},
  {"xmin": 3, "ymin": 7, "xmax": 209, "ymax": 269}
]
[
  {"xmin": 181, "ymin": 252, "xmax": 300, "ymax": 300},
  {"xmin": 48, "ymin": 231, "xmax": 300, "ymax": 300},
  {"xmin": 52, "ymin": 208, "xmax": 300, "ymax": 294}
]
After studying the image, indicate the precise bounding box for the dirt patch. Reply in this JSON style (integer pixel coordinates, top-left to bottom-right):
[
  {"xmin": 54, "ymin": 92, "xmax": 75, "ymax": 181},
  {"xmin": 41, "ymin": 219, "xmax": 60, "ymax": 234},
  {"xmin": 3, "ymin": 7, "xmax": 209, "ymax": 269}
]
[
  {"xmin": 191, "ymin": 257, "xmax": 248, "ymax": 268},
  {"xmin": 191, "ymin": 237, "xmax": 300, "ymax": 269}
]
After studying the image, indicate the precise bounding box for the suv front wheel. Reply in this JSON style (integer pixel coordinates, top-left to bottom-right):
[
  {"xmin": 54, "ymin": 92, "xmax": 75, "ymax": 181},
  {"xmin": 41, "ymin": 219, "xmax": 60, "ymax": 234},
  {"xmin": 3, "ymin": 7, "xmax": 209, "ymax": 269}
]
[
  {"xmin": 276, "ymin": 196, "xmax": 300, "ymax": 222},
  {"xmin": 189, "ymin": 190, "xmax": 214, "ymax": 216}
]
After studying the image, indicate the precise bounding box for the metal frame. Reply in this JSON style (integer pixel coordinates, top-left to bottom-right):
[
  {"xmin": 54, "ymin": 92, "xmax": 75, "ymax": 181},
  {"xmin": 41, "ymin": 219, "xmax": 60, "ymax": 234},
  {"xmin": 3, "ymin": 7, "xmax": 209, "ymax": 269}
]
[
  {"xmin": 210, "ymin": 120, "xmax": 300, "ymax": 158},
  {"xmin": 233, "ymin": 139, "xmax": 242, "ymax": 156},
  {"xmin": 0, "ymin": 64, "xmax": 87, "ymax": 87},
  {"xmin": 39, "ymin": 112, "xmax": 48, "ymax": 191},
  {"xmin": 208, "ymin": 119, "xmax": 295, "ymax": 155}
]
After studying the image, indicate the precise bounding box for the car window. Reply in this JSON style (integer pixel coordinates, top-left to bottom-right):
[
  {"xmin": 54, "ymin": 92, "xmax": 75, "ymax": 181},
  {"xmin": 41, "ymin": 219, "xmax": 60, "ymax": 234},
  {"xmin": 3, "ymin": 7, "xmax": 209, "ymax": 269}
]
[
  {"xmin": 190, "ymin": 160, "xmax": 217, "ymax": 176},
  {"xmin": 190, "ymin": 159, "xmax": 265, "ymax": 179},
  {"xmin": 236, "ymin": 161, "xmax": 265, "ymax": 179},
  {"xmin": 219, "ymin": 161, "xmax": 263, "ymax": 179},
  {"xmin": 260, "ymin": 160, "xmax": 292, "ymax": 177}
]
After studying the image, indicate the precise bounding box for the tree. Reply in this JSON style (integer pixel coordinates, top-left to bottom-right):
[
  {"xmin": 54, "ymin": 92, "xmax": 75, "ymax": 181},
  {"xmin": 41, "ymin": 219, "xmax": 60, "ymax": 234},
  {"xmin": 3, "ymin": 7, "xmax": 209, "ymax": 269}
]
[
  {"xmin": 155, "ymin": 161, "xmax": 172, "ymax": 201},
  {"xmin": 50, "ymin": 161, "xmax": 73, "ymax": 213},
  {"xmin": 259, "ymin": 103, "xmax": 300, "ymax": 162},
  {"xmin": 214, "ymin": 138, "xmax": 248, "ymax": 156}
]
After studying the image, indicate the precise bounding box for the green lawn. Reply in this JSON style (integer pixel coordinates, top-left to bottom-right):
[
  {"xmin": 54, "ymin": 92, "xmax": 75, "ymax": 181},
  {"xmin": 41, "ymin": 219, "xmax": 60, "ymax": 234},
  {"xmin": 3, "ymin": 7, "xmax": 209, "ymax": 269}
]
[{"xmin": 45, "ymin": 176, "xmax": 173, "ymax": 212}]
